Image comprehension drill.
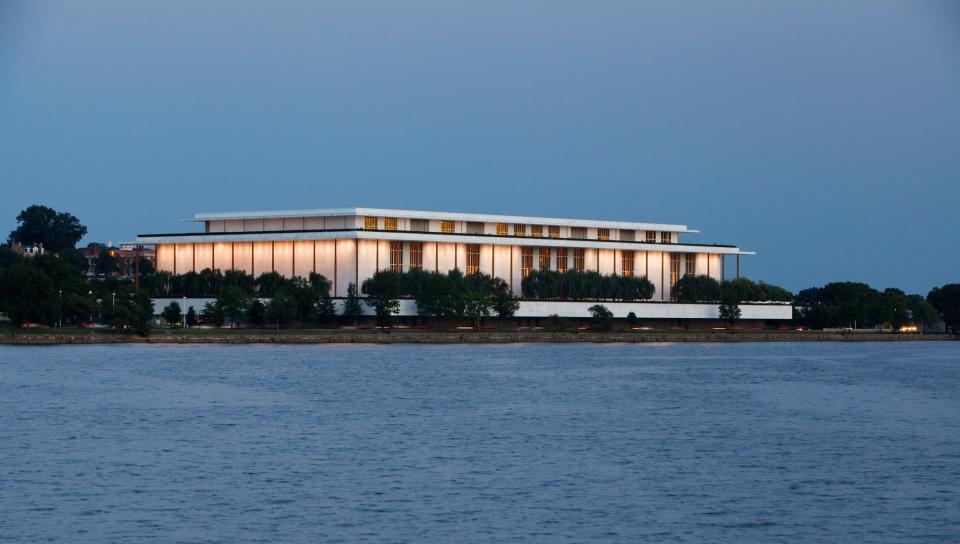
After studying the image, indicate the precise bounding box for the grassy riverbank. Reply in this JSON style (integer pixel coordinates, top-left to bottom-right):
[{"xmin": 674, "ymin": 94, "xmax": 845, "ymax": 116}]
[{"xmin": 0, "ymin": 326, "xmax": 954, "ymax": 344}]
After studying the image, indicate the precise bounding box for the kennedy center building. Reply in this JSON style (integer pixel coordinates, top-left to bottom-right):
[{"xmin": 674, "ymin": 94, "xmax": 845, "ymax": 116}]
[{"xmin": 138, "ymin": 207, "xmax": 754, "ymax": 302}]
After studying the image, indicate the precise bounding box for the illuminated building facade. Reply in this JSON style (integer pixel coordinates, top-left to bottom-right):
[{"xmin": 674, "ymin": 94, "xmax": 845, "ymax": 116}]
[{"xmin": 138, "ymin": 207, "xmax": 754, "ymax": 302}]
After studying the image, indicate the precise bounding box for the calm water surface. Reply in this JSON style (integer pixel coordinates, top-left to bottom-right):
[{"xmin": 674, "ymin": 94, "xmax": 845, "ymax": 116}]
[{"xmin": 1, "ymin": 342, "xmax": 958, "ymax": 543}]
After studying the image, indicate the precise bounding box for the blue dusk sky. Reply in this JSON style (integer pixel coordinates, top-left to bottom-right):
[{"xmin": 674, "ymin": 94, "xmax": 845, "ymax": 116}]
[{"xmin": 1, "ymin": 1, "xmax": 958, "ymax": 294}]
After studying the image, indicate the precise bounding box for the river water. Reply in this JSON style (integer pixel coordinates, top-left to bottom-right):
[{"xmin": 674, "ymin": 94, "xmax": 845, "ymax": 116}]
[{"xmin": 1, "ymin": 342, "xmax": 958, "ymax": 543}]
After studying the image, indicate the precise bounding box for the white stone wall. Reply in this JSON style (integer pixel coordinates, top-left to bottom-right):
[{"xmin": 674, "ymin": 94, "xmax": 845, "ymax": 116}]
[{"xmin": 151, "ymin": 298, "xmax": 792, "ymax": 321}]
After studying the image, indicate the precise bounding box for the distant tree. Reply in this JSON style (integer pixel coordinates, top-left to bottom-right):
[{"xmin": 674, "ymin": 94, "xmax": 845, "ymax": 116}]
[
  {"xmin": 110, "ymin": 289, "xmax": 154, "ymax": 336},
  {"xmin": 490, "ymin": 277, "xmax": 519, "ymax": 324},
  {"xmin": 186, "ymin": 306, "xmax": 198, "ymax": 328},
  {"xmin": 8, "ymin": 205, "xmax": 87, "ymax": 253},
  {"xmin": 217, "ymin": 284, "xmax": 249, "ymax": 327},
  {"xmin": 223, "ymin": 270, "xmax": 255, "ymax": 295},
  {"xmin": 200, "ymin": 302, "xmax": 224, "ymax": 326},
  {"xmin": 928, "ymin": 284, "xmax": 960, "ymax": 334},
  {"xmin": 0, "ymin": 262, "xmax": 57, "ymax": 325},
  {"xmin": 247, "ymin": 299, "xmax": 266, "ymax": 326},
  {"xmin": 316, "ymin": 291, "xmax": 337, "ymax": 325},
  {"xmin": 95, "ymin": 247, "xmax": 119, "ymax": 277},
  {"xmin": 0, "ymin": 245, "xmax": 24, "ymax": 272},
  {"xmin": 415, "ymin": 271, "xmax": 459, "ymax": 318},
  {"xmin": 907, "ymin": 295, "xmax": 938, "ymax": 332},
  {"xmin": 256, "ymin": 272, "xmax": 286, "ymax": 297},
  {"xmin": 873, "ymin": 288, "xmax": 909, "ymax": 329},
  {"xmin": 266, "ymin": 289, "xmax": 297, "ymax": 330},
  {"xmin": 287, "ymin": 276, "xmax": 318, "ymax": 323},
  {"xmin": 588, "ymin": 304, "xmax": 613, "ymax": 330},
  {"xmin": 341, "ymin": 283, "xmax": 364, "ymax": 324},
  {"xmin": 625, "ymin": 311, "xmax": 638, "ymax": 326},
  {"xmin": 673, "ymin": 275, "xmax": 721, "ymax": 302},
  {"xmin": 718, "ymin": 291, "xmax": 741, "ymax": 326},
  {"xmin": 161, "ymin": 301, "xmax": 182, "ymax": 326},
  {"xmin": 521, "ymin": 269, "xmax": 653, "ymax": 301},
  {"xmin": 362, "ymin": 271, "xmax": 403, "ymax": 327},
  {"xmin": 136, "ymin": 256, "xmax": 155, "ymax": 276}
]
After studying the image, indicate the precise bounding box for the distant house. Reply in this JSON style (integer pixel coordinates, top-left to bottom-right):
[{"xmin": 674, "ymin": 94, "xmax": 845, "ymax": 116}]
[
  {"xmin": 80, "ymin": 243, "xmax": 156, "ymax": 278},
  {"xmin": 10, "ymin": 242, "xmax": 46, "ymax": 258}
]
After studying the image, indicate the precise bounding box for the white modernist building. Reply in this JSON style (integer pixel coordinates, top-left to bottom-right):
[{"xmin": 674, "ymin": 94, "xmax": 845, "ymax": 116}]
[{"xmin": 138, "ymin": 207, "xmax": 790, "ymax": 322}]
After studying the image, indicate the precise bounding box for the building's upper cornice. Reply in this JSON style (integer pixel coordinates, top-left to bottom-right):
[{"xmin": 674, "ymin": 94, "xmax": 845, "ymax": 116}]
[{"xmin": 187, "ymin": 207, "xmax": 698, "ymax": 233}]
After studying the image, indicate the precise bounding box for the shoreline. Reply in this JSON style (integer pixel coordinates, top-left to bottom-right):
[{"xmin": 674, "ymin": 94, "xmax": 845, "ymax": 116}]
[{"xmin": 0, "ymin": 330, "xmax": 955, "ymax": 345}]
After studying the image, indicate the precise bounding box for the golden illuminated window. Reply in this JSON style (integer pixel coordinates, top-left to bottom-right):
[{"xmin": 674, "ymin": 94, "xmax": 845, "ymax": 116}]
[
  {"xmin": 441, "ymin": 220, "xmax": 455, "ymax": 234},
  {"xmin": 389, "ymin": 241, "xmax": 403, "ymax": 272},
  {"xmin": 660, "ymin": 232, "xmax": 672, "ymax": 244},
  {"xmin": 364, "ymin": 216, "xmax": 378, "ymax": 230},
  {"xmin": 409, "ymin": 242, "xmax": 423, "ymax": 270},
  {"xmin": 623, "ymin": 252, "xmax": 634, "ymax": 277},
  {"xmin": 496, "ymin": 223, "xmax": 508, "ymax": 236},
  {"xmin": 556, "ymin": 248, "xmax": 567, "ymax": 270},
  {"xmin": 549, "ymin": 226, "xmax": 560, "ymax": 239},
  {"xmin": 538, "ymin": 247, "xmax": 550, "ymax": 271},
  {"xmin": 514, "ymin": 224, "xmax": 527, "ymax": 237},
  {"xmin": 531, "ymin": 225, "xmax": 543, "ymax": 238},
  {"xmin": 646, "ymin": 231, "xmax": 657, "ymax": 243},
  {"xmin": 670, "ymin": 253, "xmax": 681, "ymax": 287},
  {"xmin": 685, "ymin": 253, "xmax": 696, "ymax": 276},
  {"xmin": 521, "ymin": 247, "xmax": 533, "ymax": 278},
  {"xmin": 466, "ymin": 244, "xmax": 480, "ymax": 275},
  {"xmin": 384, "ymin": 217, "xmax": 398, "ymax": 231},
  {"xmin": 574, "ymin": 248, "xmax": 585, "ymax": 272},
  {"xmin": 598, "ymin": 228, "xmax": 610, "ymax": 241}
]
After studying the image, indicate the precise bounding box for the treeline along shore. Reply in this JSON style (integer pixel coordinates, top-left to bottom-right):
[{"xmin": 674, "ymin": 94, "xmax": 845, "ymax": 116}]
[{"xmin": 2, "ymin": 204, "xmax": 960, "ymax": 341}]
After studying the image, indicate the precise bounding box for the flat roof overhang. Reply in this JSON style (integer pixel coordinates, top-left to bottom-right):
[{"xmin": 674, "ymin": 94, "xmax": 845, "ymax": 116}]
[
  {"xmin": 184, "ymin": 207, "xmax": 698, "ymax": 233},
  {"xmin": 136, "ymin": 229, "xmax": 755, "ymax": 256}
]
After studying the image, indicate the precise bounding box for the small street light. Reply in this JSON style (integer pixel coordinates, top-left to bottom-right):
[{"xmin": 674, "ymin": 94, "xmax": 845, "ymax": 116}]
[
  {"xmin": 57, "ymin": 289, "xmax": 62, "ymax": 328},
  {"xmin": 182, "ymin": 296, "xmax": 187, "ymax": 328}
]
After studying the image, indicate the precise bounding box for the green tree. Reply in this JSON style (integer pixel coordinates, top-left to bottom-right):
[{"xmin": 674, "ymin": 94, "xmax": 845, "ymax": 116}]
[
  {"xmin": 416, "ymin": 271, "xmax": 459, "ymax": 318},
  {"xmin": 186, "ymin": 306, "xmax": 198, "ymax": 327},
  {"xmin": 341, "ymin": 283, "xmax": 364, "ymax": 324},
  {"xmin": 928, "ymin": 284, "xmax": 960, "ymax": 334},
  {"xmin": 95, "ymin": 247, "xmax": 119, "ymax": 277},
  {"xmin": 217, "ymin": 284, "xmax": 249, "ymax": 327},
  {"xmin": 0, "ymin": 262, "xmax": 57, "ymax": 325},
  {"xmin": 362, "ymin": 271, "xmax": 403, "ymax": 327},
  {"xmin": 0, "ymin": 245, "xmax": 24, "ymax": 272},
  {"xmin": 109, "ymin": 289, "xmax": 154, "ymax": 336},
  {"xmin": 907, "ymin": 294, "xmax": 938, "ymax": 332},
  {"xmin": 490, "ymin": 277, "xmax": 519, "ymax": 325},
  {"xmin": 309, "ymin": 272, "xmax": 336, "ymax": 325},
  {"xmin": 266, "ymin": 289, "xmax": 297, "ymax": 330},
  {"xmin": 200, "ymin": 302, "xmax": 224, "ymax": 326},
  {"xmin": 625, "ymin": 311, "xmax": 638, "ymax": 326},
  {"xmin": 673, "ymin": 275, "xmax": 721, "ymax": 302},
  {"xmin": 588, "ymin": 304, "xmax": 613, "ymax": 330},
  {"xmin": 247, "ymin": 299, "xmax": 266, "ymax": 326},
  {"xmin": 161, "ymin": 301, "xmax": 182, "ymax": 326},
  {"xmin": 8, "ymin": 205, "xmax": 88, "ymax": 253},
  {"xmin": 719, "ymin": 291, "xmax": 741, "ymax": 326},
  {"xmin": 287, "ymin": 276, "xmax": 318, "ymax": 324},
  {"xmin": 256, "ymin": 272, "xmax": 286, "ymax": 297},
  {"xmin": 316, "ymin": 291, "xmax": 337, "ymax": 325}
]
